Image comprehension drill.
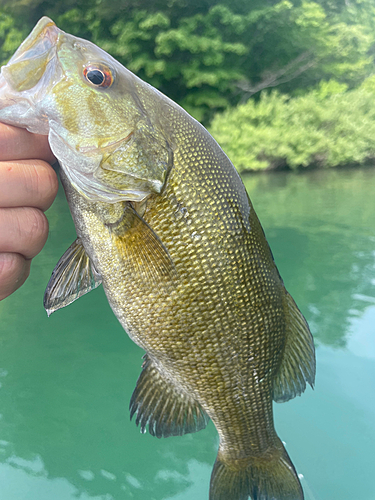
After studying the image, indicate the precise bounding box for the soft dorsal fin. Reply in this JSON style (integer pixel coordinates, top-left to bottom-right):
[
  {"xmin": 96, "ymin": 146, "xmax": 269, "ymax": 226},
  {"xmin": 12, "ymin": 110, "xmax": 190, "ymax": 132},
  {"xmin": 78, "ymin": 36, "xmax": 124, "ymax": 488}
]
[
  {"xmin": 43, "ymin": 238, "xmax": 102, "ymax": 316},
  {"xmin": 272, "ymin": 291, "xmax": 316, "ymax": 403},
  {"xmin": 130, "ymin": 355, "xmax": 209, "ymax": 438}
]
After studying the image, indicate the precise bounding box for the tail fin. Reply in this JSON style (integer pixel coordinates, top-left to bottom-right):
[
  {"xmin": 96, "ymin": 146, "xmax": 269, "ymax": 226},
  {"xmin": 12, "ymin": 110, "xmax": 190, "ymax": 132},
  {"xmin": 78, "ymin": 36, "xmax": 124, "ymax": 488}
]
[{"xmin": 210, "ymin": 439, "xmax": 303, "ymax": 500}]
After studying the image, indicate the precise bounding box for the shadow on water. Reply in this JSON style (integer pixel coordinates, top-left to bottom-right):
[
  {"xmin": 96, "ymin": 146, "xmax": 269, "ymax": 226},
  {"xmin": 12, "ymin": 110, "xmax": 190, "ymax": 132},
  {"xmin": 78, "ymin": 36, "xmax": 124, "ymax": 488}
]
[{"xmin": 0, "ymin": 168, "xmax": 374, "ymax": 499}]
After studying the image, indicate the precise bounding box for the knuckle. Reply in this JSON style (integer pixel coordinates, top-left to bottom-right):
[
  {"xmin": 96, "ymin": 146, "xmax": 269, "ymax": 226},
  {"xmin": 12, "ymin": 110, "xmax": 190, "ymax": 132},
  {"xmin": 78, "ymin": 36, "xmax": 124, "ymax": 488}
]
[
  {"xmin": 27, "ymin": 207, "xmax": 49, "ymax": 240},
  {"xmin": 0, "ymin": 253, "xmax": 29, "ymax": 300},
  {"xmin": 0, "ymin": 253, "xmax": 19, "ymax": 279},
  {"xmin": 19, "ymin": 208, "xmax": 49, "ymax": 255},
  {"xmin": 32, "ymin": 162, "xmax": 59, "ymax": 210}
]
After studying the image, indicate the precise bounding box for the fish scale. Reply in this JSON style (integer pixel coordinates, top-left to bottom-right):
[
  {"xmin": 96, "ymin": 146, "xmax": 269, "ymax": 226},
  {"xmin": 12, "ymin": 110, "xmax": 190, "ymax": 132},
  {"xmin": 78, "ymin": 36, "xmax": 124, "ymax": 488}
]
[
  {"xmin": 67, "ymin": 115, "xmax": 285, "ymax": 455},
  {"xmin": 62, "ymin": 103, "xmax": 302, "ymax": 494},
  {"xmin": 0, "ymin": 17, "xmax": 315, "ymax": 500}
]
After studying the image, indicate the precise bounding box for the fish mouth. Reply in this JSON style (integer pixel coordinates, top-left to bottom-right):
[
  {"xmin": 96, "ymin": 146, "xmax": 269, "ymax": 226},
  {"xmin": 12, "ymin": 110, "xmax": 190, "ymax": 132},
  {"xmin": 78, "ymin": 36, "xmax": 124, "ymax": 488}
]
[{"xmin": 1, "ymin": 17, "xmax": 60, "ymax": 92}]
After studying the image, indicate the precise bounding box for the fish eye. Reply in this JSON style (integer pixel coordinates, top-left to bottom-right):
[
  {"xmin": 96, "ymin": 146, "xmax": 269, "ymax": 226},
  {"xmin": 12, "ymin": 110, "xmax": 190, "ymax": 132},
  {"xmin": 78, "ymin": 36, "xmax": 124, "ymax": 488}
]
[{"xmin": 83, "ymin": 64, "xmax": 114, "ymax": 89}]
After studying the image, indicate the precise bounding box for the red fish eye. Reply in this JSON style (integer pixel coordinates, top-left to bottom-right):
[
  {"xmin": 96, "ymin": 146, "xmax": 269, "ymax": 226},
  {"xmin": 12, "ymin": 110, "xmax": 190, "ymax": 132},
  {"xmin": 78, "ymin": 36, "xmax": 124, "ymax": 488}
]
[{"xmin": 83, "ymin": 64, "xmax": 114, "ymax": 89}]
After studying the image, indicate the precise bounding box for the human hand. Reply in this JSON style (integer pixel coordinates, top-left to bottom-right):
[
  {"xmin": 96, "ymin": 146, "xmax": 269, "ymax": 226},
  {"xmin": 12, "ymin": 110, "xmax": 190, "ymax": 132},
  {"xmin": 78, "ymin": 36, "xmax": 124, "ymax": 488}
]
[{"xmin": 0, "ymin": 123, "xmax": 58, "ymax": 300}]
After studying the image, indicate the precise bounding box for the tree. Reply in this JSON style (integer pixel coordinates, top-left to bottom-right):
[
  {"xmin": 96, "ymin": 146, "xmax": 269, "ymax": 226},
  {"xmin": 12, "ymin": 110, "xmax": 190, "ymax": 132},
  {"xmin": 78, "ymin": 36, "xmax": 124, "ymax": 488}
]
[
  {"xmin": 0, "ymin": 11, "xmax": 27, "ymax": 64},
  {"xmin": 1, "ymin": 0, "xmax": 374, "ymax": 123}
]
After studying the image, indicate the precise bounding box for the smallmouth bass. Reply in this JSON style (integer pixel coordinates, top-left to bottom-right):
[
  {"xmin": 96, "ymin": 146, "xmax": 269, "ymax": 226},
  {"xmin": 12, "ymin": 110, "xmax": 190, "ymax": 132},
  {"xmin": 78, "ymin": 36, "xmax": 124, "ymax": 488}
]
[{"xmin": 0, "ymin": 18, "xmax": 315, "ymax": 500}]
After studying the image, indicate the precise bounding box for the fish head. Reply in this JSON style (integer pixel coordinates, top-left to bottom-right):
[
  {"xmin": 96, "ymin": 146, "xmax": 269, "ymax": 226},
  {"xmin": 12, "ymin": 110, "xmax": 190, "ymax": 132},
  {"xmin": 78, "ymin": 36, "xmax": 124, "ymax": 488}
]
[{"xmin": 0, "ymin": 17, "xmax": 173, "ymax": 203}]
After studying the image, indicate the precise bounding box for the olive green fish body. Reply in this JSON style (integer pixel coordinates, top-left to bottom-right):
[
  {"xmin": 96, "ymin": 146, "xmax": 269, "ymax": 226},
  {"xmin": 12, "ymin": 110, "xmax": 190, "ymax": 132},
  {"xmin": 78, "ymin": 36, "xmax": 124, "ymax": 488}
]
[
  {"xmin": 63, "ymin": 107, "xmax": 301, "ymax": 482},
  {"xmin": 0, "ymin": 18, "xmax": 315, "ymax": 500}
]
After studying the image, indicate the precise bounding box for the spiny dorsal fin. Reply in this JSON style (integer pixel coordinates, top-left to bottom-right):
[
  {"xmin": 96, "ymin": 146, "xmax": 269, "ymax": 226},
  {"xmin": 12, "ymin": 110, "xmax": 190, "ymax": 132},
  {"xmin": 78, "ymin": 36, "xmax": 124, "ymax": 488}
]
[
  {"xmin": 273, "ymin": 291, "xmax": 316, "ymax": 403},
  {"xmin": 109, "ymin": 203, "xmax": 177, "ymax": 288},
  {"xmin": 43, "ymin": 238, "xmax": 102, "ymax": 316},
  {"xmin": 130, "ymin": 355, "xmax": 209, "ymax": 438}
]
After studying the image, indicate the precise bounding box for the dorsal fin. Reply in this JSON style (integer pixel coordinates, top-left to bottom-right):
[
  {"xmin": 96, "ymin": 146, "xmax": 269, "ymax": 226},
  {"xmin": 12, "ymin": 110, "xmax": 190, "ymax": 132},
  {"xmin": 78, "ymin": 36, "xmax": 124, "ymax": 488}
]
[
  {"xmin": 130, "ymin": 355, "xmax": 209, "ymax": 438},
  {"xmin": 43, "ymin": 238, "xmax": 102, "ymax": 316},
  {"xmin": 272, "ymin": 291, "xmax": 316, "ymax": 403}
]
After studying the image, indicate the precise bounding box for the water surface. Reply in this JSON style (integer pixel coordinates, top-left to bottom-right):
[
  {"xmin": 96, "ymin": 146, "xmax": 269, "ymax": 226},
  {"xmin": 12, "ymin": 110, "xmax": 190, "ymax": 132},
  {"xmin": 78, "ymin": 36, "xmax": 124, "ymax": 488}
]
[{"xmin": 0, "ymin": 167, "xmax": 374, "ymax": 500}]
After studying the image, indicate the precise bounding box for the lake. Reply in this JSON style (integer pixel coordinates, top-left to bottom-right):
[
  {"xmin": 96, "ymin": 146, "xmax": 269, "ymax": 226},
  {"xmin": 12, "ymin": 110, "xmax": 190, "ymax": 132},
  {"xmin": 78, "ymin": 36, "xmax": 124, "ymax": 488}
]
[{"xmin": 0, "ymin": 167, "xmax": 374, "ymax": 500}]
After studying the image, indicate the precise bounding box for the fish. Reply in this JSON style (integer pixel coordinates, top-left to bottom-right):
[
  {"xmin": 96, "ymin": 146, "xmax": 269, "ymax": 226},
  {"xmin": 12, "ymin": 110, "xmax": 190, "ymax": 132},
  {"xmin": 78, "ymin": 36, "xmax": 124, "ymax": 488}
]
[{"xmin": 0, "ymin": 17, "xmax": 315, "ymax": 500}]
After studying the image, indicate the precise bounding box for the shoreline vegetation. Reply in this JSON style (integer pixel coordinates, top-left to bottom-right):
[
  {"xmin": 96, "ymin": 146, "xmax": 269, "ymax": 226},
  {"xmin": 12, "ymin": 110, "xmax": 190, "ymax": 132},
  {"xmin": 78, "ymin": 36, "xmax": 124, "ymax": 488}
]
[
  {"xmin": 1, "ymin": 0, "xmax": 375, "ymax": 173},
  {"xmin": 209, "ymin": 78, "xmax": 375, "ymax": 173}
]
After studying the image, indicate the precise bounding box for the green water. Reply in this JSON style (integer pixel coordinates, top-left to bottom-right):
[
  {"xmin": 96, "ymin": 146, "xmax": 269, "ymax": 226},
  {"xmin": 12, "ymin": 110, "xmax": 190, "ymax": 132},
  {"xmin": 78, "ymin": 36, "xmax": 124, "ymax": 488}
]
[{"xmin": 0, "ymin": 167, "xmax": 375, "ymax": 500}]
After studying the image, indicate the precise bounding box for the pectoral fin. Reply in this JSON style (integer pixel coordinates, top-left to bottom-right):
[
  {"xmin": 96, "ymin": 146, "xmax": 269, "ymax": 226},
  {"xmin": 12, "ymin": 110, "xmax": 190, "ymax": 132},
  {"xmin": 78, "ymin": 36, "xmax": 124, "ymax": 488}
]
[
  {"xmin": 44, "ymin": 238, "xmax": 102, "ymax": 316},
  {"xmin": 109, "ymin": 203, "xmax": 177, "ymax": 287},
  {"xmin": 272, "ymin": 291, "xmax": 316, "ymax": 402},
  {"xmin": 130, "ymin": 355, "xmax": 209, "ymax": 438}
]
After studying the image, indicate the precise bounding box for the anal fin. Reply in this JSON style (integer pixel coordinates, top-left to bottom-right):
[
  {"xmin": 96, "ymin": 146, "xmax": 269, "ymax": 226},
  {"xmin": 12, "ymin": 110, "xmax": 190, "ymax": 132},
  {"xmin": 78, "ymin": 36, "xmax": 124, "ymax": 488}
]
[
  {"xmin": 273, "ymin": 291, "xmax": 316, "ymax": 403},
  {"xmin": 130, "ymin": 355, "xmax": 209, "ymax": 438},
  {"xmin": 43, "ymin": 238, "xmax": 102, "ymax": 316}
]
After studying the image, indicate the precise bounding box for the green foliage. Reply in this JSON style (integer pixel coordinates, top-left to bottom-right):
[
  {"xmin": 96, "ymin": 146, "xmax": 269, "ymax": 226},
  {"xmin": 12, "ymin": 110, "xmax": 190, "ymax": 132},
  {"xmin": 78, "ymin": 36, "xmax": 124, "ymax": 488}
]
[
  {"xmin": 209, "ymin": 81, "xmax": 375, "ymax": 171},
  {"xmin": 0, "ymin": 12, "xmax": 27, "ymax": 64},
  {"xmin": 1, "ymin": 0, "xmax": 375, "ymax": 123},
  {"xmin": 360, "ymin": 74, "xmax": 375, "ymax": 93}
]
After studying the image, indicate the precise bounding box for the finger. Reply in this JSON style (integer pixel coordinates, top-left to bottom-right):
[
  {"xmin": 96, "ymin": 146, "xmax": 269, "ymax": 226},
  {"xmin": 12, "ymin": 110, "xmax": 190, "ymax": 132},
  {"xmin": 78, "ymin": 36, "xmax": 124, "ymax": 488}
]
[
  {"xmin": 0, "ymin": 207, "xmax": 49, "ymax": 260},
  {"xmin": 0, "ymin": 160, "xmax": 59, "ymax": 211},
  {"xmin": 0, "ymin": 123, "xmax": 55, "ymax": 163},
  {"xmin": 0, "ymin": 253, "xmax": 31, "ymax": 301}
]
